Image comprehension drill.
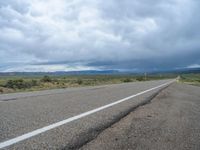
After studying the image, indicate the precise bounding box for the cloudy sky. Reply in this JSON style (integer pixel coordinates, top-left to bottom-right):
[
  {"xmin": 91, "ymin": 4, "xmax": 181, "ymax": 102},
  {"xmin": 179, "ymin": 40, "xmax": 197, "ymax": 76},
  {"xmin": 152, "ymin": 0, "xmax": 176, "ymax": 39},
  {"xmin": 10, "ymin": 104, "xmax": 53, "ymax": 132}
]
[{"xmin": 0, "ymin": 0, "xmax": 200, "ymax": 72}]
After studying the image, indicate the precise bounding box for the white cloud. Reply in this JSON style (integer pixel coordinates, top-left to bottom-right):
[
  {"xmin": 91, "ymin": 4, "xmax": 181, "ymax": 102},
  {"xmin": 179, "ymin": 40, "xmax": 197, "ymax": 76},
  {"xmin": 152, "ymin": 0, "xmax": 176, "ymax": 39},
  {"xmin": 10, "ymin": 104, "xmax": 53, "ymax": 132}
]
[
  {"xmin": 3, "ymin": 64, "xmax": 97, "ymax": 72},
  {"xmin": 187, "ymin": 64, "xmax": 200, "ymax": 69},
  {"xmin": 0, "ymin": 0, "xmax": 200, "ymax": 71}
]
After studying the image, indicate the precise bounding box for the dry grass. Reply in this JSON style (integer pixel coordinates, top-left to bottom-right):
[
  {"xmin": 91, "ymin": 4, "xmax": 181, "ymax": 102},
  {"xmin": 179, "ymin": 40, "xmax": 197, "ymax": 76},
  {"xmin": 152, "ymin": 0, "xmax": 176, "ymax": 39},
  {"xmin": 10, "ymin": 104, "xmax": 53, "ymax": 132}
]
[{"xmin": 0, "ymin": 74, "xmax": 175, "ymax": 94}]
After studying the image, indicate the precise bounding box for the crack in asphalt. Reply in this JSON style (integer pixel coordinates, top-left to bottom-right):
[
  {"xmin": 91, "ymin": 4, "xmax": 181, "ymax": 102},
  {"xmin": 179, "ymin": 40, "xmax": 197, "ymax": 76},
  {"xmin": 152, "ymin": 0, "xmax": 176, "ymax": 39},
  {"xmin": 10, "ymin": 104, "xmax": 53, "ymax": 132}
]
[{"xmin": 63, "ymin": 85, "xmax": 170, "ymax": 150}]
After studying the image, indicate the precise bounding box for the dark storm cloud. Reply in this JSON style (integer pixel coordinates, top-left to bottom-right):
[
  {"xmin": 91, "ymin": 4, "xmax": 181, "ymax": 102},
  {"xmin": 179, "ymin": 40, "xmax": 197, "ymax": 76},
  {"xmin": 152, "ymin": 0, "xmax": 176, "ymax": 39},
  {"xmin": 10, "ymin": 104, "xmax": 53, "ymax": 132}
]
[{"xmin": 0, "ymin": 0, "xmax": 200, "ymax": 72}]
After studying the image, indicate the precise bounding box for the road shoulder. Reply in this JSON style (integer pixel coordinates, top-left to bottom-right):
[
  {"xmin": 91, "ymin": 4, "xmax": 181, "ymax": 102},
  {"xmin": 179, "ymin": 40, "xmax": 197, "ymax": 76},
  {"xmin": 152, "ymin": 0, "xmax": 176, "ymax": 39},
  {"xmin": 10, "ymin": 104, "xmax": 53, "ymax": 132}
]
[{"xmin": 80, "ymin": 83, "xmax": 200, "ymax": 150}]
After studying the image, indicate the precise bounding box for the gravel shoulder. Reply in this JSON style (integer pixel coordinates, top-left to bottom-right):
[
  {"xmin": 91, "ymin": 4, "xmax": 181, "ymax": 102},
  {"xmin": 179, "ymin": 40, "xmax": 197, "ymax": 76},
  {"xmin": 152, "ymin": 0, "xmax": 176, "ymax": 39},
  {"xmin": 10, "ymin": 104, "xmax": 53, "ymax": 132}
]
[{"xmin": 80, "ymin": 83, "xmax": 200, "ymax": 150}]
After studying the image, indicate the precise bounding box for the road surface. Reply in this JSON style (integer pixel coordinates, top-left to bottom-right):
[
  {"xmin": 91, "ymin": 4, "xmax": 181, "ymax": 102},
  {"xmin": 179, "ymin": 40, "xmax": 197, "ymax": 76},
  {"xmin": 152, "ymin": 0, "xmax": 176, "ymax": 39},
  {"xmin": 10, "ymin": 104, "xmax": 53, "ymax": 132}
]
[
  {"xmin": 80, "ymin": 83, "xmax": 200, "ymax": 150},
  {"xmin": 0, "ymin": 79, "xmax": 174, "ymax": 149}
]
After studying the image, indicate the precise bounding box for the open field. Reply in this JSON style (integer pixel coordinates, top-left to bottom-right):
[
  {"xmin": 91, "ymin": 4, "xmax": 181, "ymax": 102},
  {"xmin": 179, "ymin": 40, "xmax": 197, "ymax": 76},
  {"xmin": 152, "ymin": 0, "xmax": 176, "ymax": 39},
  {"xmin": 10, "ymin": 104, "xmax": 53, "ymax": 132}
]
[
  {"xmin": 0, "ymin": 74, "xmax": 176, "ymax": 94},
  {"xmin": 179, "ymin": 73, "xmax": 200, "ymax": 86}
]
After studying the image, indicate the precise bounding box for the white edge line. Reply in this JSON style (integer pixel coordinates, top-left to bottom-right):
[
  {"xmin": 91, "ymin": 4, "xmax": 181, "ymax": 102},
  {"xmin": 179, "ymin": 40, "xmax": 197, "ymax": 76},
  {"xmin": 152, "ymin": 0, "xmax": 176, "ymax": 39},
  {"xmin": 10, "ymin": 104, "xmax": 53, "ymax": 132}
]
[{"xmin": 0, "ymin": 80, "xmax": 175, "ymax": 149}]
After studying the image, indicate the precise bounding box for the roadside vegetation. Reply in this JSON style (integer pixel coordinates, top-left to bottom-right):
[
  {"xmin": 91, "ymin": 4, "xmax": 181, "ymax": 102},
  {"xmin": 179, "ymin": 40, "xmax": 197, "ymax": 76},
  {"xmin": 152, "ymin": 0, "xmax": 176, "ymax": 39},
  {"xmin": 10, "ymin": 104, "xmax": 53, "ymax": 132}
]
[
  {"xmin": 179, "ymin": 74, "xmax": 200, "ymax": 86},
  {"xmin": 0, "ymin": 74, "xmax": 176, "ymax": 94}
]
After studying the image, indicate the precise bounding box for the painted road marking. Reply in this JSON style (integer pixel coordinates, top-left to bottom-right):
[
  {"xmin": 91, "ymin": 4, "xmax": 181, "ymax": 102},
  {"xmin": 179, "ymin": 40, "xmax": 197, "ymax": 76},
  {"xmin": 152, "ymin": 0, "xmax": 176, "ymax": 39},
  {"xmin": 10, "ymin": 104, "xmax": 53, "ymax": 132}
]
[{"xmin": 0, "ymin": 80, "xmax": 175, "ymax": 149}]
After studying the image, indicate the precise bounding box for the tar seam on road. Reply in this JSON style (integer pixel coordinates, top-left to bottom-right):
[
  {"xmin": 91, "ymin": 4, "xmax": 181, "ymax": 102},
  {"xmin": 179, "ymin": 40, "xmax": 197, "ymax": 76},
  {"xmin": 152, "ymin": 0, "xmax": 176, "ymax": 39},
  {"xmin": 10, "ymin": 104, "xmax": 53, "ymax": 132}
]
[{"xmin": 0, "ymin": 80, "xmax": 175, "ymax": 149}]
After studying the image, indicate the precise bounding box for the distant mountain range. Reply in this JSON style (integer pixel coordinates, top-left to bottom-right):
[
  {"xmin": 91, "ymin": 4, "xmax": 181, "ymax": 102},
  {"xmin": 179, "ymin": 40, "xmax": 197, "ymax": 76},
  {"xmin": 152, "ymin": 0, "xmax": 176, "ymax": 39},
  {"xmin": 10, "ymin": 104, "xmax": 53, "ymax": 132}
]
[
  {"xmin": 0, "ymin": 68, "xmax": 200, "ymax": 76},
  {"xmin": 0, "ymin": 70, "xmax": 120, "ymax": 76}
]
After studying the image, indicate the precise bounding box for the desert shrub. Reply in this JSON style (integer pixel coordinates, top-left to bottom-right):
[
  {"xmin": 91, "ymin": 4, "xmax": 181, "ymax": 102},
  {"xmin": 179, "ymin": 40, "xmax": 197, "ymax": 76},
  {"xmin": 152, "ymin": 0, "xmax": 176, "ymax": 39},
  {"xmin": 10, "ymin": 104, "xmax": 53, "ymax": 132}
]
[
  {"xmin": 4, "ymin": 79, "xmax": 38, "ymax": 89},
  {"xmin": 41, "ymin": 75, "xmax": 52, "ymax": 82},
  {"xmin": 136, "ymin": 76, "xmax": 145, "ymax": 81},
  {"xmin": 76, "ymin": 79, "xmax": 83, "ymax": 85},
  {"xmin": 180, "ymin": 75, "xmax": 186, "ymax": 80},
  {"xmin": 196, "ymin": 79, "xmax": 200, "ymax": 82},
  {"xmin": 30, "ymin": 79, "xmax": 38, "ymax": 86},
  {"xmin": 5, "ymin": 79, "xmax": 28, "ymax": 89},
  {"xmin": 123, "ymin": 78, "xmax": 132, "ymax": 82},
  {"xmin": 52, "ymin": 78, "xmax": 58, "ymax": 82}
]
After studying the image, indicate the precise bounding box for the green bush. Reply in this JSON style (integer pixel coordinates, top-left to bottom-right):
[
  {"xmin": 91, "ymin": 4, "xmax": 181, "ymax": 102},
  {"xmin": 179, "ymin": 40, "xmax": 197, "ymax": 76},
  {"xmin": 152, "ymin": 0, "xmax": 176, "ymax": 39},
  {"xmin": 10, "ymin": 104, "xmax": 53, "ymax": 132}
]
[{"xmin": 41, "ymin": 75, "xmax": 52, "ymax": 82}]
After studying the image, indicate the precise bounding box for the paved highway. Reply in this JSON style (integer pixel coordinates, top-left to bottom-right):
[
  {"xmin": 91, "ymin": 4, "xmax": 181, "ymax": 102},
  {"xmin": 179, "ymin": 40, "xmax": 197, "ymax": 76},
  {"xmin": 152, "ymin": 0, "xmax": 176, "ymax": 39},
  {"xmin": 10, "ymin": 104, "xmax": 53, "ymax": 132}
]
[
  {"xmin": 80, "ymin": 83, "xmax": 200, "ymax": 150},
  {"xmin": 0, "ymin": 79, "xmax": 174, "ymax": 149}
]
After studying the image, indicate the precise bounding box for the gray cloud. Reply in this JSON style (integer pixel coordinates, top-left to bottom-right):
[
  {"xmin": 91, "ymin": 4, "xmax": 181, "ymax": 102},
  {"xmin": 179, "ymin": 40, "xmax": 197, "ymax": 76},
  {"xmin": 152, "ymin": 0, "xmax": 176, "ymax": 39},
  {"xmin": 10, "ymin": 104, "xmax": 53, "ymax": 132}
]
[{"xmin": 0, "ymin": 0, "xmax": 200, "ymax": 72}]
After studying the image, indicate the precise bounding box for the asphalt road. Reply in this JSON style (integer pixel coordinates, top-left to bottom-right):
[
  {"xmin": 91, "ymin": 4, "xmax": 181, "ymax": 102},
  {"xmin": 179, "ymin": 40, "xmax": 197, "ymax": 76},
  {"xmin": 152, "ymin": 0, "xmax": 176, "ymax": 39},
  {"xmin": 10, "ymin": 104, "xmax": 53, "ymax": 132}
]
[
  {"xmin": 80, "ymin": 83, "xmax": 200, "ymax": 150},
  {"xmin": 0, "ymin": 79, "xmax": 173, "ymax": 149}
]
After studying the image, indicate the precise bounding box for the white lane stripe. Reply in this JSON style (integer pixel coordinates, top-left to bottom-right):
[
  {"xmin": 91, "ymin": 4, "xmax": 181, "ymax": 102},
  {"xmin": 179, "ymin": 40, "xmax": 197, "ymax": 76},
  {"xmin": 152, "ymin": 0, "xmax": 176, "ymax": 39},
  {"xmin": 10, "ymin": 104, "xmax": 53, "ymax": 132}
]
[{"xmin": 0, "ymin": 80, "xmax": 175, "ymax": 149}]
